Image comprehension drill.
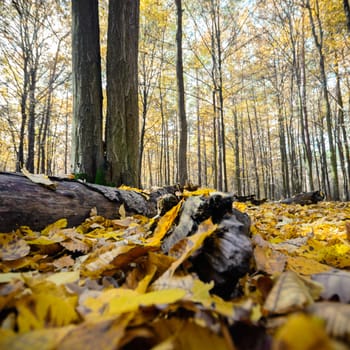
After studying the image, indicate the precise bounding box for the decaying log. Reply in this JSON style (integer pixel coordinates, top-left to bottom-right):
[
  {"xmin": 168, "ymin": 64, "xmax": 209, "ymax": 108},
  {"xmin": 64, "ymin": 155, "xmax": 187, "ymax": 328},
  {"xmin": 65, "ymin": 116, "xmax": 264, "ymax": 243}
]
[
  {"xmin": 234, "ymin": 194, "xmax": 267, "ymax": 206},
  {"xmin": 280, "ymin": 190, "xmax": 325, "ymax": 205},
  {"xmin": 162, "ymin": 192, "xmax": 252, "ymax": 300},
  {"xmin": 0, "ymin": 172, "xmax": 179, "ymax": 232}
]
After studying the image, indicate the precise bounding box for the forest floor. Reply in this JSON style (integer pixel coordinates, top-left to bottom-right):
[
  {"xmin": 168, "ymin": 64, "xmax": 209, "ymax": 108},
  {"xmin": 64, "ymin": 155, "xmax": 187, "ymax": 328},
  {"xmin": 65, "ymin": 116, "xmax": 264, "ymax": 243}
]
[{"xmin": 0, "ymin": 187, "xmax": 349, "ymax": 350}]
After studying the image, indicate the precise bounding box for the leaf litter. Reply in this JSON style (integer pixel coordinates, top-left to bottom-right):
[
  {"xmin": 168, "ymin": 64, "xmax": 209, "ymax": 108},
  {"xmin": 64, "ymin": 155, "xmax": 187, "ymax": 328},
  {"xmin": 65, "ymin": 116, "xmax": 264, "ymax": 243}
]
[{"xmin": 0, "ymin": 193, "xmax": 349, "ymax": 349}]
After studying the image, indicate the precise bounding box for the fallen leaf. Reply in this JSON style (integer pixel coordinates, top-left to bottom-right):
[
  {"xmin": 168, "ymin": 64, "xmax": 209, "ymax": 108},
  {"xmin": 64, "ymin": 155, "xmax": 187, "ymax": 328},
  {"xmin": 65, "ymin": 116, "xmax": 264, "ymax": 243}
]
[
  {"xmin": 16, "ymin": 293, "xmax": 79, "ymax": 332},
  {"xmin": 307, "ymin": 301, "xmax": 350, "ymax": 342},
  {"xmin": 273, "ymin": 313, "xmax": 332, "ymax": 350},
  {"xmin": 45, "ymin": 271, "xmax": 80, "ymax": 285},
  {"xmin": 287, "ymin": 256, "xmax": 331, "ymax": 276},
  {"xmin": 253, "ymin": 245, "xmax": 287, "ymax": 275},
  {"xmin": 263, "ymin": 271, "xmax": 320, "ymax": 315},
  {"xmin": 106, "ymin": 288, "xmax": 186, "ymax": 316},
  {"xmin": 0, "ymin": 326, "xmax": 74, "ymax": 350},
  {"xmin": 81, "ymin": 244, "xmax": 155, "ymax": 278},
  {"xmin": 21, "ymin": 167, "xmax": 57, "ymax": 190},
  {"xmin": 150, "ymin": 318, "xmax": 230, "ymax": 350},
  {"xmin": 147, "ymin": 200, "xmax": 183, "ymax": 247},
  {"xmin": 311, "ymin": 269, "xmax": 350, "ymax": 303},
  {"xmin": 52, "ymin": 255, "xmax": 75, "ymax": 269},
  {"xmin": 0, "ymin": 234, "xmax": 30, "ymax": 261}
]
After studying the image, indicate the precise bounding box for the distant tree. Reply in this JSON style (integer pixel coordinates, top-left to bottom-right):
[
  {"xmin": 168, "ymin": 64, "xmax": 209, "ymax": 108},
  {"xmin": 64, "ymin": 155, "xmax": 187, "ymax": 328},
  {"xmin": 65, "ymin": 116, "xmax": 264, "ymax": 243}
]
[
  {"xmin": 105, "ymin": 0, "xmax": 140, "ymax": 186},
  {"xmin": 71, "ymin": 0, "xmax": 104, "ymax": 183},
  {"xmin": 344, "ymin": 0, "xmax": 350, "ymax": 31}
]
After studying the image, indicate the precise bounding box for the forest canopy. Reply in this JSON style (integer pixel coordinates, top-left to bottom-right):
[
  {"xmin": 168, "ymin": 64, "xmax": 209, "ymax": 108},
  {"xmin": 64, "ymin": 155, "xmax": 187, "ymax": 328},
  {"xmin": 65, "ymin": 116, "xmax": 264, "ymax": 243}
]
[{"xmin": 0, "ymin": 0, "xmax": 349, "ymax": 200}]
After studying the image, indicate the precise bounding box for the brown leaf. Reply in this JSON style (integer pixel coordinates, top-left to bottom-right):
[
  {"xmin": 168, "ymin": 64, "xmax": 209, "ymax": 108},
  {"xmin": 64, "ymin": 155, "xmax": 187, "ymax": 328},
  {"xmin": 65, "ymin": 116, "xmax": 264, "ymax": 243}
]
[
  {"xmin": 81, "ymin": 244, "xmax": 156, "ymax": 278},
  {"xmin": 53, "ymin": 255, "xmax": 75, "ymax": 270},
  {"xmin": 263, "ymin": 271, "xmax": 321, "ymax": 315},
  {"xmin": 57, "ymin": 315, "xmax": 131, "ymax": 350},
  {"xmin": 0, "ymin": 234, "xmax": 30, "ymax": 261},
  {"xmin": 253, "ymin": 245, "xmax": 287, "ymax": 275},
  {"xmin": 60, "ymin": 239, "xmax": 90, "ymax": 254},
  {"xmin": 346, "ymin": 221, "xmax": 350, "ymax": 241},
  {"xmin": 21, "ymin": 167, "xmax": 57, "ymax": 190}
]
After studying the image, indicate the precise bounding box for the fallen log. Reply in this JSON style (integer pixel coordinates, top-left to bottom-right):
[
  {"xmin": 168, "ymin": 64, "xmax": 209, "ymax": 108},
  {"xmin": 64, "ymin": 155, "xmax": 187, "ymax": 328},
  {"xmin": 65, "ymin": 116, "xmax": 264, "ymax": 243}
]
[
  {"xmin": 0, "ymin": 172, "xmax": 178, "ymax": 232},
  {"xmin": 280, "ymin": 190, "xmax": 325, "ymax": 205}
]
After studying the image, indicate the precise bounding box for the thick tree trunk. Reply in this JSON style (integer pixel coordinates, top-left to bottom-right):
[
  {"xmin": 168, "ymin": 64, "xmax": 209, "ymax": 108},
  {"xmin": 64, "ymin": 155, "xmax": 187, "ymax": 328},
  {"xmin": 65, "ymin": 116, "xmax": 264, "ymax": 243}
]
[
  {"xmin": 71, "ymin": 0, "xmax": 104, "ymax": 183},
  {"xmin": 0, "ymin": 172, "xmax": 175, "ymax": 233},
  {"xmin": 106, "ymin": 0, "xmax": 140, "ymax": 187}
]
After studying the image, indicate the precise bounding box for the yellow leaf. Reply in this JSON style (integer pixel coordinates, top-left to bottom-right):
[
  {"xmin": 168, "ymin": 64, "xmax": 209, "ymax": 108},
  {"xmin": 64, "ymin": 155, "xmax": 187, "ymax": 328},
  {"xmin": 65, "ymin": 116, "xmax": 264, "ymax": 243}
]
[
  {"xmin": 16, "ymin": 293, "xmax": 78, "ymax": 332},
  {"xmin": 151, "ymin": 318, "xmax": 229, "ymax": 350},
  {"xmin": 119, "ymin": 203, "xmax": 126, "ymax": 218},
  {"xmin": 106, "ymin": 289, "xmax": 186, "ymax": 316},
  {"xmin": 41, "ymin": 218, "xmax": 67, "ymax": 236},
  {"xmin": 166, "ymin": 218, "xmax": 217, "ymax": 277},
  {"xmin": 273, "ymin": 313, "xmax": 332, "ymax": 350},
  {"xmin": 136, "ymin": 264, "xmax": 158, "ymax": 293},
  {"xmin": 147, "ymin": 200, "xmax": 183, "ymax": 247},
  {"xmin": 45, "ymin": 271, "xmax": 80, "ymax": 285},
  {"xmin": 0, "ymin": 272, "xmax": 25, "ymax": 283},
  {"xmin": 287, "ymin": 256, "xmax": 331, "ymax": 276},
  {"xmin": 81, "ymin": 289, "xmax": 137, "ymax": 319}
]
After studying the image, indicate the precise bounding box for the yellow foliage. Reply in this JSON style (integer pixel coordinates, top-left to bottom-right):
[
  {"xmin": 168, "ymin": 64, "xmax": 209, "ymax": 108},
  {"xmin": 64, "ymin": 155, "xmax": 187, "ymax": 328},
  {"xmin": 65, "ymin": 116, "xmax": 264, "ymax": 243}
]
[
  {"xmin": 16, "ymin": 293, "xmax": 78, "ymax": 332},
  {"xmin": 273, "ymin": 313, "xmax": 332, "ymax": 350}
]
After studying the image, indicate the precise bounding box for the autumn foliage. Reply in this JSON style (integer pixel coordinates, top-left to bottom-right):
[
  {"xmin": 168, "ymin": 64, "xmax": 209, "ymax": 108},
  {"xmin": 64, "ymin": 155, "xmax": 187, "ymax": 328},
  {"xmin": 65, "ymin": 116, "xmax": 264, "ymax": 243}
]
[{"xmin": 0, "ymin": 190, "xmax": 350, "ymax": 349}]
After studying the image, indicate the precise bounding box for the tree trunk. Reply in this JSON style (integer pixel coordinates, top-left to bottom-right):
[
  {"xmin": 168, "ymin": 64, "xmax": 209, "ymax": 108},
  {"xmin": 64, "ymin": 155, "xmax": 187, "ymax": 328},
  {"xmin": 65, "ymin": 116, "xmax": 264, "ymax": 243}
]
[
  {"xmin": 306, "ymin": 0, "xmax": 339, "ymax": 199},
  {"xmin": 233, "ymin": 107, "xmax": 241, "ymax": 196},
  {"xmin": 106, "ymin": 0, "xmax": 140, "ymax": 187},
  {"xmin": 26, "ymin": 66, "xmax": 37, "ymax": 173},
  {"xmin": 175, "ymin": 0, "xmax": 188, "ymax": 186},
  {"xmin": 0, "ymin": 172, "xmax": 181, "ymax": 233},
  {"xmin": 71, "ymin": 0, "xmax": 104, "ymax": 183},
  {"xmin": 344, "ymin": 0, "xmax": 350, "ymax": 32}
]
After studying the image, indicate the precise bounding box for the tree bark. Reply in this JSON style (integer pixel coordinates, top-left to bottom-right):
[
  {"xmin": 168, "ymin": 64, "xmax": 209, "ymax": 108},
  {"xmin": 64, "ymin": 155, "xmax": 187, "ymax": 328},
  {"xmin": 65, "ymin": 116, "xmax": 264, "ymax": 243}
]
[
  {"xmin": 71, "ymin": 0, "xmax": 104, "ymax": 183},
  {"xmin": 106, "ymin": 0, "xmax": 140, "ymax": 187},
  {"xmin": 0, "ymin": 172, "xmax": 180, "ymax": 233},
  {"xmin": 175, "ymin": 0, "xmax": 188, "ymax": 186},
  {"xmin": 344, "ymin": 0, "xmax": 350, "ymax": 32}
]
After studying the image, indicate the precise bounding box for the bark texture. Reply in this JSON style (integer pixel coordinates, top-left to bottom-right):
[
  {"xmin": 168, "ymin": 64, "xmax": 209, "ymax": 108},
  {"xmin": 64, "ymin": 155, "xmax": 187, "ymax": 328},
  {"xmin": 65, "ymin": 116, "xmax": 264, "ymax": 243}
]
[
  {"xmin": 106, "ymin": 0, "xmax": 140, "ymax": 187},
  {"xmin": 0, "ymin": 172, "xmax": 161, "ymax": 232},
  {"xmin": 71, "ymin": 0, "xmax": 104, "ymax": 183},
  {"xmin": 175, "ymin": 0, "xmax": 188, "ymax": 186}
]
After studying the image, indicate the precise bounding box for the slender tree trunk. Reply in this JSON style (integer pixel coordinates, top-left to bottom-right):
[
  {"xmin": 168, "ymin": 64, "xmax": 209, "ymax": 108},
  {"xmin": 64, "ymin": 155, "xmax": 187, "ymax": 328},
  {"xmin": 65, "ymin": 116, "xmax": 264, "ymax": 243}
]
[
  {"xmin": 26, "ymin": 66, "xmax": 37, "ymax": 173},
  {"xmin": 202, "ymin": 119, "xmax": 208, "ymax": 187},
  {"xmin": 233, "ymin": 106, "xmax": 241, "ymax": 195},
  {"xmin": 175, "ymin": 0, "xmax": 188, "ymax": 186},
  {"xmin": 195, "ymin": 69, "xmax": 202, "ymax": 187},
  {"xmin": 335, "ymin": 57, "xmax": 349, "ymax": 199},
  {"xmin": 246, "ymin": 101, "xmax": 260, "ymax": 197},
  {"xmin": 306, "ymin": 0, "xmax": 339, "ymax": 199},
  {"xmin": 71, "ymin": 0, "xmax": 104, "ymax": 183},
  {"xmin": 212, "ymin": 91, "xmax": 218, "ymax": 189}
]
